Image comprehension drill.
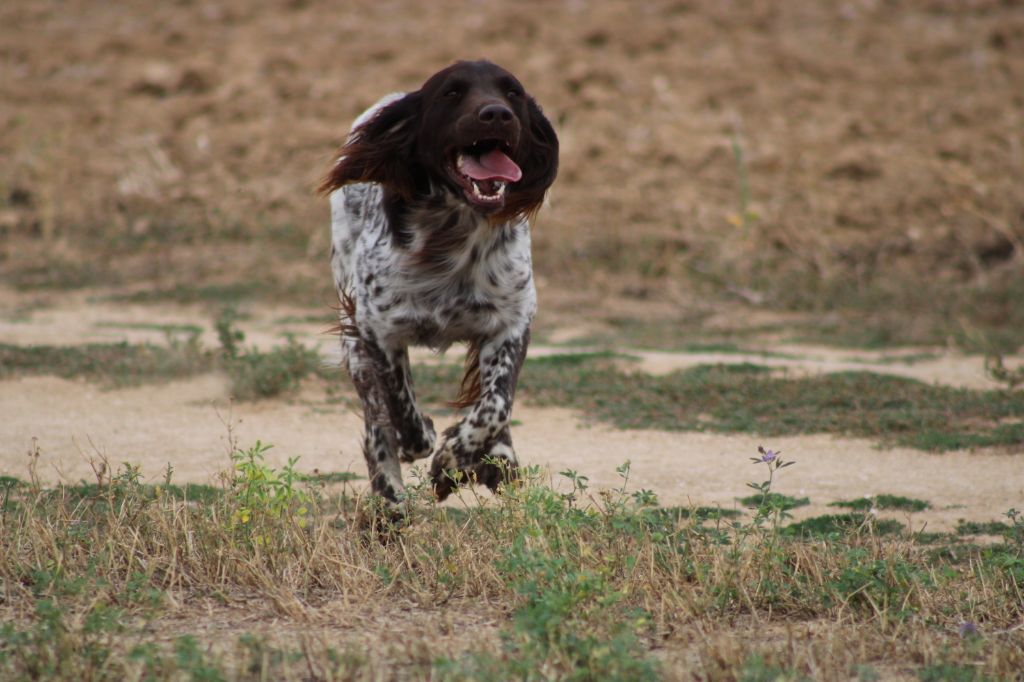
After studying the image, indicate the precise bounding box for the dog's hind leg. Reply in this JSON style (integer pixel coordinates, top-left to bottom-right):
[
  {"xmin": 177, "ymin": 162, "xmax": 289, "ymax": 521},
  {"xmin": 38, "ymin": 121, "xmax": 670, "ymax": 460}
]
[{"xmin": 372, "ymin": 347, "xmax": 436, "ymax": 463}]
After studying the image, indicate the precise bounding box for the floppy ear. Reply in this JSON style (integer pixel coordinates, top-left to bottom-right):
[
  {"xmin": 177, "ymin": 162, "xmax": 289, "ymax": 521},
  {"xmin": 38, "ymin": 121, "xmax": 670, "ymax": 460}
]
[
  {"xmin": 317, "ymin": 92, "xmax": 423, "ymax": 198},
  {"xmin": 496, "ymin": 97, "xmax": 559, "ymax": 222}
]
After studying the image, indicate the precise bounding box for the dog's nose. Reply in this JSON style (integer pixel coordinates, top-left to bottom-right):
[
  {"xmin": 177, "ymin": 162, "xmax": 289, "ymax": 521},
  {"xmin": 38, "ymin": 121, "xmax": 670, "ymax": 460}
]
[{"xmin": 478, "ymin": 103, "xmax": 514, "ymax": 123}]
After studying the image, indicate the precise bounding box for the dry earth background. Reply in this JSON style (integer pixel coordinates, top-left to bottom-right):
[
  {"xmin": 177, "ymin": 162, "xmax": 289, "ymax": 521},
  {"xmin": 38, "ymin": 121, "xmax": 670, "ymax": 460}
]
[{"xmin": 1, "ymin": 2, "xmax": 1024, "ymax": 678}]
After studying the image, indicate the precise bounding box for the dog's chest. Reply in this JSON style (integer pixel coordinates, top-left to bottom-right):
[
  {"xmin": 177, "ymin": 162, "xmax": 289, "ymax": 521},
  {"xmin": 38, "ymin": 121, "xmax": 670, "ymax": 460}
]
[{"xmin": 348, "ymin": 201, "xmax": 536, "ymax": 349}]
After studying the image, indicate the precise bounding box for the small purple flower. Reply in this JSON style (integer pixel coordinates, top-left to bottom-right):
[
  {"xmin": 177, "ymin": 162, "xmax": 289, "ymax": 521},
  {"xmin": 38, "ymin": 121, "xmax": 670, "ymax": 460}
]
[
  {"xmin": 957, "ymin": 621, "xmax": 979, "ymax": 638},
  {"xmin": 758, "ymin": 446, "xmax": 779, "ymax": 463}
]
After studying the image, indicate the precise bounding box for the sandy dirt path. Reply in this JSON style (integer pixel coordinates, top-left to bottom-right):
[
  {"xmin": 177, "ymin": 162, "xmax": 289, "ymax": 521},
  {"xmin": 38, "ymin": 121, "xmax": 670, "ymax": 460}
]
[
  {"xmin": 3, "ymin": 372, "xmax": 1021, "ymax": 533},
  {"xmin": 3, "ymin": 293, "xmax": 1022, "ymax": 531}
]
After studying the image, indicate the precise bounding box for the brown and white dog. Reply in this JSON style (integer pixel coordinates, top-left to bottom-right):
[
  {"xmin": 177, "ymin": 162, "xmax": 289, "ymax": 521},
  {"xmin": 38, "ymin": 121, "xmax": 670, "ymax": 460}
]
[{"xmin": 319, "ymin": 60, "xmax": 558, "ymax": 505}]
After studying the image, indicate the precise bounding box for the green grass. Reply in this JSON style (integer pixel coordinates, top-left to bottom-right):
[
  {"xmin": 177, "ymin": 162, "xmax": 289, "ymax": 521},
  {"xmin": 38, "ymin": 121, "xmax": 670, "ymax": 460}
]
[
  {"xmin": 738, "ymin": 492, "xmax": 810, "ymax": 511},
  {"xmin": 214, "ymin": 307, "xmax": 324, "ymax": 400},
  {"xmin": 93, "ymin": 321, "xmax": 205, "ymax": 336},
  {"xmin": 53, "ymin": 480, "xmax": 222, "ymax": 507},
  {"xmin": 830, "ymin": 495, "xmax": 931, "ymax": 513},
  {"xmin": 301, "ymin": 471, "xmax": 361, "ymax": 484},
  {"xmin": 0, "ymin": 339, "xmax": 213, "ymax": 386},
  {"xmin": 782, "ymin": 514, "xmax": 905, "ymax": 538},
  {"xmin": 730, "ymin": 267, "xmax": 1024, "ymax": 354},
  {"xmin": 273, "ymin": 313, "xmax": 337, "ymax": 326},
  {"xmin": 6, "ymin": 259, "xmax": 118, "ymax": 289},
  {"xmin": 501, "ymin": 356, "xmax": 1024, "ymax": 452},
  {"xmin": 97, "ymin": 273, "xmax": 320, "ymax": 306},
  {"xmin": 853, "ymin": 352, "xmax": 943, "ymax": 366},
  {"xmin": 101, "ymin": 281, "xmax": 279, "ymax": 305},
  {"xmin": 955, "ymin": 520, "xmax": 1014, "ymax": 537}
]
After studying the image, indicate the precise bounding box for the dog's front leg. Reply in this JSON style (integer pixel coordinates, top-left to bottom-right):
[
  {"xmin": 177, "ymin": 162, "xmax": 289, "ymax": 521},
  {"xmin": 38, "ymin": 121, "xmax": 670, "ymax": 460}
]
[
  {"xmin": 430, "ymin": 330, "xmax": 529, "ymax": 500},
  {"xmin": 344, "ymin": 336, "xmax": 404, "ymax": 504}
]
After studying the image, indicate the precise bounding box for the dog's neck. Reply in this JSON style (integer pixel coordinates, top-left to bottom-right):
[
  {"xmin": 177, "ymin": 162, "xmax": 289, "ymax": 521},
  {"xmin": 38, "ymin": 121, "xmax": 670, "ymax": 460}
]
[{"xmin": 383, "ymin": 184, "xmax": 516, "ymax": 256}]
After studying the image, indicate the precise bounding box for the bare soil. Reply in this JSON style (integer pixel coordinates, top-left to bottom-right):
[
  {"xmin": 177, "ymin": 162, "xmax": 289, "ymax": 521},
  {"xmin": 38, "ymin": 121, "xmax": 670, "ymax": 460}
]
[{"xmin": 2, "ymin": 0, "xmax": 1023, "ymax": 299}]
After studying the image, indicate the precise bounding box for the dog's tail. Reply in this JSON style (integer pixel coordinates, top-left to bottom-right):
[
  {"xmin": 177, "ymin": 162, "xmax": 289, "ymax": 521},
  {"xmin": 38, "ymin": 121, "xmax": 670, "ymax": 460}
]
[
  {"xmin": 327, "ymin": 290, "xmax": 360, "ymax": 339},
  {"xmin": 451, "ymin": 341, "xmax": 482, "ymax": 409}
]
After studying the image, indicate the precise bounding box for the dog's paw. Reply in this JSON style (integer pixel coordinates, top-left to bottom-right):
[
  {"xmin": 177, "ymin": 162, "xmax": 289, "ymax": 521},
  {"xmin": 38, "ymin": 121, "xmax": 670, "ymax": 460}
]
[
  {"xmin": 474, "ymin": 442, "xmax": 519, "ymax": 493},
  {"xmin": 399, "ymin": 415, "xmax": 436, "ymax": 463},
  {"xmin": 428, "ymin": 439, "xmax": 461, "ymax": 501},
  {"xmin": 355, "ymin": 495, "xmax": 409, "ymax": 544}
]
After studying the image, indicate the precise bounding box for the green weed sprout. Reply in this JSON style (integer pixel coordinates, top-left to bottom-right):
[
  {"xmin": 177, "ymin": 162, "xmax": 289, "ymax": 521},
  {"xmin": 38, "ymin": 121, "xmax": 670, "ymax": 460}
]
[
  {"xmin": 227, "ymin": 441, "xmax": 310, "ymax": 543},
  {"xmin": 746, "ymin": 446, "xmax": 796, "ymax": 530}
]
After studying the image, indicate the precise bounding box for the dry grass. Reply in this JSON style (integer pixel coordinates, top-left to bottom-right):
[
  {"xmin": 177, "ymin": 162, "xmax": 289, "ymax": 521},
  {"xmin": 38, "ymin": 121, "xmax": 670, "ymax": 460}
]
[{"xmin": 1, "ymin": 449, "xmax": 1021, "ymax": 680}]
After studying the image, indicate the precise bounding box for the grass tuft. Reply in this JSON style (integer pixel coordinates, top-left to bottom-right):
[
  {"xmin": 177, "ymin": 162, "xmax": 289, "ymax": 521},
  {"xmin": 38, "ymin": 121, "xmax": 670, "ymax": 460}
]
[
  {"xmin": 782, "ymin": 514, "xmax": 905, "ymax": 538},
  {"xmin": 738, "ymin": 492, "xmax": 810, "ymax": 511},
  {"xmin": 830, "ymin": 495, "xmax": 931, "ymax": 513},
  {"xmin": 0, "ymin": 336, "xmax": 212, "ymax": 386}
]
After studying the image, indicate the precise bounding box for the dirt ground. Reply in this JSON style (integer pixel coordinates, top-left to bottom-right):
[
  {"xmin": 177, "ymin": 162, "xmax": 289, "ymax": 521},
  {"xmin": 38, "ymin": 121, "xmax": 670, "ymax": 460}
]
[{"xmin": 2, "ymin": 0, "xmax": 1023, "ymax": 297}]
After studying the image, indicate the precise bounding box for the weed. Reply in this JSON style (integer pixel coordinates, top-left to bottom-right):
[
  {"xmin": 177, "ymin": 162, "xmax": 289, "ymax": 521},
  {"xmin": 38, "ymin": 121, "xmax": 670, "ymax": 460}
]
[
  {"xmin": 728, "ymin": 133, "xmax": 758, "ymax": 237},
  {"xmin": 436, "ymin": 464, "xmax": 660, "ymax": 680},
  {"xmin": 214, "ymin": 307, "xmax": 322, "ymax": 400},
  {"xmin": 226, "ymin": 441, "xmax": 311, "ymax": 542},
  {"xmin": 822, "ymin": 549, "xmax": 930, "ymax": 619},
  {"xmin": 745, "ymin": 446, "xmax": 796, "ymax": 528},
  {"xmin": 985, "ymin": 354, "xmax": 1024, "ymax": 391}
]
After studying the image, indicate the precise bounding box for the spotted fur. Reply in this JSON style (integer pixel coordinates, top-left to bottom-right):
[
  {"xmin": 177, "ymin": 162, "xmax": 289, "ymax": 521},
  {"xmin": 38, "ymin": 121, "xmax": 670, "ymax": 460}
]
[{"xmin": 321, "ymin": 61, "xmax": 558, "ymax": 504}]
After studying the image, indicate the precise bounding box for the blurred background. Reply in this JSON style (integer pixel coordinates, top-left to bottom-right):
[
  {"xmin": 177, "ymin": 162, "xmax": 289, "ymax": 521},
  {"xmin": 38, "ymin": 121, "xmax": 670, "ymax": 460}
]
[{"xmin": 2, "ymin": 0, "xmax": 1022, "ymax": 352}]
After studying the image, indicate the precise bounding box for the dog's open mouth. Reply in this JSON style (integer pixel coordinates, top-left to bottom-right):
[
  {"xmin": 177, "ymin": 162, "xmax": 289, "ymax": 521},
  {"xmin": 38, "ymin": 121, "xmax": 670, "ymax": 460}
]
[{"xmin": 449, "ymin": 139, "xmax": 522, "ymax": 210}]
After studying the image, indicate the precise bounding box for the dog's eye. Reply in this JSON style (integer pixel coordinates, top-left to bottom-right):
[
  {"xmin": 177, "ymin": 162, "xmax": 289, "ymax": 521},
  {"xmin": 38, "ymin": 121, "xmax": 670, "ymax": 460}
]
[
  {"xmin": 445, "ymin": 88, "xmax": 461, "ymax": 98},
  {"xmin": 507, "ymin": 90, "xmax": 520, "ymax": 99}
]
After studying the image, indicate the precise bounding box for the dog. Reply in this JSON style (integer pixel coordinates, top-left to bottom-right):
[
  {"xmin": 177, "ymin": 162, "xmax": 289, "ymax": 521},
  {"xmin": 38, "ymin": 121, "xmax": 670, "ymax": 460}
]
[{"xmin": 319, "ymin": 60, "xmax": 559, "ymax": 505}]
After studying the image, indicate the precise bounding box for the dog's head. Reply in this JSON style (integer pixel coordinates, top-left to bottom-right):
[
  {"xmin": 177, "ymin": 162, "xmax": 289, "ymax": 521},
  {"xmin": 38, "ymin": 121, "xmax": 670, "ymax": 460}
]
[{"xmin": 319, "ymin": 60, "xmax": 558, "ymax": 221}]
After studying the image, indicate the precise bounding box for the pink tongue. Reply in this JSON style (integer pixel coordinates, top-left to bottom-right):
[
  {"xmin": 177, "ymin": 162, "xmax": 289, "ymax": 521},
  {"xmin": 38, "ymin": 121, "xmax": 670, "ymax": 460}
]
[{"xmin": 460, "ymin": 149, "xmax": 522, "ymax": 182}]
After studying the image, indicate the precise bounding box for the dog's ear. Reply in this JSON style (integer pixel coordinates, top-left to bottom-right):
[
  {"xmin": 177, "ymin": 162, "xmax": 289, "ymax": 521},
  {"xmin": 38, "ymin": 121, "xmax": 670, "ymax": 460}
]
[
  {"xmin": 496, "ymin": 96, "xmax": 559, "ymax": 222},
  {"xmin": 317, "ymin": 92, "xmax": 423, "ymax": 198}
]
